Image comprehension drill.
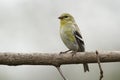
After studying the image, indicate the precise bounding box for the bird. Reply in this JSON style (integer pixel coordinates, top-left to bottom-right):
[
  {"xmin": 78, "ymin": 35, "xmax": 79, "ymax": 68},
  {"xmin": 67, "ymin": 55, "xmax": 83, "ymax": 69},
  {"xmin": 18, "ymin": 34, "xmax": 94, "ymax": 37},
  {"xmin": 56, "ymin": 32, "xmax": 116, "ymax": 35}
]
[{"xmin": 58, "ymin": 13, "xmax": 89, "ymax": 72}]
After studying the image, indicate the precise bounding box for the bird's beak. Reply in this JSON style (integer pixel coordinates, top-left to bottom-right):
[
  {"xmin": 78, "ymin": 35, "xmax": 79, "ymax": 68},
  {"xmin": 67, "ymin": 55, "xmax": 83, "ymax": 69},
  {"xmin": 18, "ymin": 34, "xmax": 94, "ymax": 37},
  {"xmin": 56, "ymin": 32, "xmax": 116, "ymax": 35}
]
[{"xmin": 58, "ymin": 16, "xmax": 63, "ymax": 19}]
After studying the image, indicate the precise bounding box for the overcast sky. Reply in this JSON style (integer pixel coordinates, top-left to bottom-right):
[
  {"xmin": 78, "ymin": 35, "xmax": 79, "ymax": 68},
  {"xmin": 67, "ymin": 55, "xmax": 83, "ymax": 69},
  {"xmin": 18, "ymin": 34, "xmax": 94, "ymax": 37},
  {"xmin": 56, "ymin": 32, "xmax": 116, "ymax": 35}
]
[{"xmin": 0, "ymin": 0, "xmax": 120, "ymax": 80}]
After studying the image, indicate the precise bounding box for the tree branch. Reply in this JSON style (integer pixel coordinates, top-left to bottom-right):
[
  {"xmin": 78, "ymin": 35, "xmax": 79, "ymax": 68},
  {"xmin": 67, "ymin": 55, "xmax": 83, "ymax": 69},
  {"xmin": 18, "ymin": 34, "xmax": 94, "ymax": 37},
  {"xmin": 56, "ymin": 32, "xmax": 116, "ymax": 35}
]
[
  {"xmin": 96, "ymin": 51, "xmax": 103, "ymax": 80},
  {"xmin": 0, "ymin": 51, "xmax": 120, "ymax": 66}
]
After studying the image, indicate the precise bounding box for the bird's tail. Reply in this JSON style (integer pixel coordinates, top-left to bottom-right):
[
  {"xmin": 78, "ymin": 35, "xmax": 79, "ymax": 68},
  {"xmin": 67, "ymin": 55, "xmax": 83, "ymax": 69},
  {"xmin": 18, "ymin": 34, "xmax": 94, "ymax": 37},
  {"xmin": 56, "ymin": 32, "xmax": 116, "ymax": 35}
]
[{"xmin": 83, "ymin": 63, "xmax": 89, "ymax": 72}]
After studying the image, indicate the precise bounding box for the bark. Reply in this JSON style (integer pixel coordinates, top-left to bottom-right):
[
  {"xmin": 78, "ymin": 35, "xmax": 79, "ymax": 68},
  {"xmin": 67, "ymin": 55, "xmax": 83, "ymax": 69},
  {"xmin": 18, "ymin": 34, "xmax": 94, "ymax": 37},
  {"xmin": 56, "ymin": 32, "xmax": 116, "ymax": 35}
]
[{"xmin": 0, "ymin": 51, "xmax": 119, "ymax": 66}]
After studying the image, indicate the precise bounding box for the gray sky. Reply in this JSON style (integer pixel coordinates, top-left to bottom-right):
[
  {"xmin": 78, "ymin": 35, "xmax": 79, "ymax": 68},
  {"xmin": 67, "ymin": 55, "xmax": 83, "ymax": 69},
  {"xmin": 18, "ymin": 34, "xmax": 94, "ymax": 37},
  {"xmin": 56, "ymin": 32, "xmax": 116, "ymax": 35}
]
[{"xmin": 0, "ymin": 0, "xmax": 120, "ymax": 80}]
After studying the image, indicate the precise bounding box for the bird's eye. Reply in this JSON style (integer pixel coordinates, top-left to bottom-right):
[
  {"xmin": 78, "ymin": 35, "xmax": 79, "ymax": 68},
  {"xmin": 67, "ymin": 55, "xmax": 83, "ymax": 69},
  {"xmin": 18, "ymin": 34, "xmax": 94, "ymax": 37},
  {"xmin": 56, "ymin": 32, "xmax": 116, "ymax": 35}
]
[{"xmin": 64, "ymin": 16, "xmax": 68, "ymax": 18}]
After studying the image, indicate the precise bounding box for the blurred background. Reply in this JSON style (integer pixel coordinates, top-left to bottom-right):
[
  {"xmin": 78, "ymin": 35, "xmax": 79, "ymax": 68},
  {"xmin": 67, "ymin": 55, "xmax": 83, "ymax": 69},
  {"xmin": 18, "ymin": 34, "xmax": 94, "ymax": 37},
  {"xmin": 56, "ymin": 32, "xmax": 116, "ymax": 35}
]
[{"xmin": 0, "ymin": 0, "xmax": 120, "ymax": 80}]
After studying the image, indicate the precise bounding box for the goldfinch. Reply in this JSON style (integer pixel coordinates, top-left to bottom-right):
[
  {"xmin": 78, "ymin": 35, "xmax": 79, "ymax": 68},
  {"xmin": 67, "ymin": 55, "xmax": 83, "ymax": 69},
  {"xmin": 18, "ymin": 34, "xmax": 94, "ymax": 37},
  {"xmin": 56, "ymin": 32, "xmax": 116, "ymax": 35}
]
[{"xmin": 58, "ymin": 13, "xmax": 89, "ymax": 72}]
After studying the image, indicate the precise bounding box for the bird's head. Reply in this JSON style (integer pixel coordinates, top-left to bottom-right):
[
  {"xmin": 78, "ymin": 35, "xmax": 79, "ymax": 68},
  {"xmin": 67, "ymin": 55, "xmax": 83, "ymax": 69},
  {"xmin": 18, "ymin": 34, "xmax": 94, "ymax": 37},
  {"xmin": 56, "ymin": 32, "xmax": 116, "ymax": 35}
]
[{"xmin": 58, "ymin": 13, "xmax": 75, "ymax": 26}]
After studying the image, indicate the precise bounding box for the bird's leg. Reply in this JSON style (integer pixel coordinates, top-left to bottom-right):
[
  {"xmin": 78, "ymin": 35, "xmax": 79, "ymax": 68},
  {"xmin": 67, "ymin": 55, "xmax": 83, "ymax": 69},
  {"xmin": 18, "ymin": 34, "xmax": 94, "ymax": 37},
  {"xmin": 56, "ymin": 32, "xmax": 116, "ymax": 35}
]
[
  {"xmin": 60, "ymin": 49, "xmax": 71, "ymax": 54},
  {"xmin": 71, "ymin": 51, "xmax": 77, "ymax": 56}
]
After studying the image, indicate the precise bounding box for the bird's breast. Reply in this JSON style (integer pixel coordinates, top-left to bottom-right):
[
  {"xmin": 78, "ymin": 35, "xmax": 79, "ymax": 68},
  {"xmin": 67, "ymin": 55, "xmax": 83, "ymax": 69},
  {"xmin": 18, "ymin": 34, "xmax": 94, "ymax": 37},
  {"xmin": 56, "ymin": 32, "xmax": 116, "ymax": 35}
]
[{"xmin": 60, "ymin": 26, "xmax": 79, "ymax": 51}]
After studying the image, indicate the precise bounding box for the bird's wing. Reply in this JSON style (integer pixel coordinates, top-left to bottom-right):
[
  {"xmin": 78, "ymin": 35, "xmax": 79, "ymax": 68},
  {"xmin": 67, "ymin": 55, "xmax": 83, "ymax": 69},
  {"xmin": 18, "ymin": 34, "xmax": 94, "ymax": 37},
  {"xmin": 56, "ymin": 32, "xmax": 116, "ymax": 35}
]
[{"xmin": 73, "ymin": 24, "xmax": 85, "ymax": 52}]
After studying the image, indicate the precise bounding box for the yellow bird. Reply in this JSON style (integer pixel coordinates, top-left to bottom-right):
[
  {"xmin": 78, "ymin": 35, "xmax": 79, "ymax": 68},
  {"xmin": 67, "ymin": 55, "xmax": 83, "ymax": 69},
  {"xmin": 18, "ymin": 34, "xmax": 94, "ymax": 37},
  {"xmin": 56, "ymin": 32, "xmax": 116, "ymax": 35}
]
[{"xmin": 58, "ymin": 13, "xmax": 89, "ymax": 72}]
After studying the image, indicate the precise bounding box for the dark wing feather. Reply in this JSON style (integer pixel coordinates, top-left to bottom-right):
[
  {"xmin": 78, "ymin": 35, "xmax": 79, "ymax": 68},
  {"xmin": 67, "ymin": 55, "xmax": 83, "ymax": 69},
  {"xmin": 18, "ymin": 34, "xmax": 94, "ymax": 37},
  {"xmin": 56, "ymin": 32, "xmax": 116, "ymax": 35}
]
[
  {"xmin": 74, "ymin": 31, "xmax": 85, "ymax": 52},
  {"xmin": 73, "ymin": 24, "xmax": 89, "ymax": 72}
]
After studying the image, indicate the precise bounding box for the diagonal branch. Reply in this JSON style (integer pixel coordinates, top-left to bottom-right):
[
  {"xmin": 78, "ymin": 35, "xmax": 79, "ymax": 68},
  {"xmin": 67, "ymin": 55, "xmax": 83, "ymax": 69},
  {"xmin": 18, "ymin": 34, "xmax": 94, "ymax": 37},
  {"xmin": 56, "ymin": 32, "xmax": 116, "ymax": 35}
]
[
  {"xmin": 56, "ymin": 67, "xmax": 68, "ymax": 80},
  {"xmin": 96, "ymin": 51, "xmax": 103, "ymax": 80},
  {"xmin": 0, "ymin": 51, "xmax": 120, "ymax": 66}
]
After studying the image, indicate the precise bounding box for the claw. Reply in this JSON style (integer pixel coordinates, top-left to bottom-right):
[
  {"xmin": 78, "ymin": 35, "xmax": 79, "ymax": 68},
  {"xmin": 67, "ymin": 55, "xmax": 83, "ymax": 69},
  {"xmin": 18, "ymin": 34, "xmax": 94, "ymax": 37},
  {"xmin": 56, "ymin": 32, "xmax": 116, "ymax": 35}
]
[
  {"xmin": 59, "ymin": 52, "xmax": 65, "ymax": 54},
  {"xmin": 71, "ymin": 51, "xmax": 77, "ymax": 57}
]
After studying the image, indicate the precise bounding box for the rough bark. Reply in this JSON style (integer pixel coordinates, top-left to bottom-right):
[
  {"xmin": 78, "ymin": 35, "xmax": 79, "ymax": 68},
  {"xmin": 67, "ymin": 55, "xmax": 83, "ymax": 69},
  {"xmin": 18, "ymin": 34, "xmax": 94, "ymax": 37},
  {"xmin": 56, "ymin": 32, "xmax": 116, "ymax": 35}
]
[{"xmin": 0, "ymin": 51, "xmax": 119, "ymax": 66}]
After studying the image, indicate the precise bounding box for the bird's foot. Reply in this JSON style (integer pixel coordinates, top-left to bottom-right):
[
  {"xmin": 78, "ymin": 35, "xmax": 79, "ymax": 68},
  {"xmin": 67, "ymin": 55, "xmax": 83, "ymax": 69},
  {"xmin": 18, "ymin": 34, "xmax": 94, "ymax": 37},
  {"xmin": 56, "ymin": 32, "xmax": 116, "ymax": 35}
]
[
  {"xmin": 71, "ymin": 51, "xmax": 77, "ymax": 57},
  {"xmin": 59, "ymin": 50, "xmax": 71, "ymax": 55}
]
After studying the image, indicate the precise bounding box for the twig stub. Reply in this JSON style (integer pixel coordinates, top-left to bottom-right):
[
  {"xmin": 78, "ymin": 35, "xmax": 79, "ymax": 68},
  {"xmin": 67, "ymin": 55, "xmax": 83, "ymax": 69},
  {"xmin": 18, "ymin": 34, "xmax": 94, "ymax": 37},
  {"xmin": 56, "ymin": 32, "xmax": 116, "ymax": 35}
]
[{"xmin": 96, "ymin": 51, "xmax": 104, "ymax": 80}]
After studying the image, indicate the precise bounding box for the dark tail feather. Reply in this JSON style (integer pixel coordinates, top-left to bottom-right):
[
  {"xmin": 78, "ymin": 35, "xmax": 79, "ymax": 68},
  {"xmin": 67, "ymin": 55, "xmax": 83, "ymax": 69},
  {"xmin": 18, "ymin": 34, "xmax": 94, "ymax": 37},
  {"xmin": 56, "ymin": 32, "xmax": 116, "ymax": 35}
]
[{"xmin": 83, "ymin": 63, "xmax": 89, "ymax": 72}]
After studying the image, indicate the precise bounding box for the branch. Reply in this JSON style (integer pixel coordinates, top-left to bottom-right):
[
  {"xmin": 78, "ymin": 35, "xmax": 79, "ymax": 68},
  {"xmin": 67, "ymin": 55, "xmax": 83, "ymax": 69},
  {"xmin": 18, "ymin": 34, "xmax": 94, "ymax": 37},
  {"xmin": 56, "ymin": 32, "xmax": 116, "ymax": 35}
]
[
  {"xmin": 96, "ymin": 51, "xmax": 103, "ymax": 80},
  {"xmin": 56, "ymin": 67, "xmax": 67, "ymax": 80},
  {"xmin": 0, "ymin": 51, "xmax": 120, "ymax": 66}
]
